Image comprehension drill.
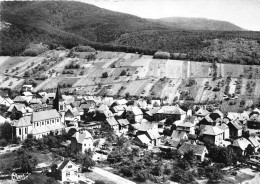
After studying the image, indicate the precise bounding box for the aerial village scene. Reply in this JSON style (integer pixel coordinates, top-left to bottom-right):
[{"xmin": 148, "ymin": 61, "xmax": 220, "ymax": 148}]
[{"xmin": 1, "ymin": 0, "xmax": 260, "ymax": 184}]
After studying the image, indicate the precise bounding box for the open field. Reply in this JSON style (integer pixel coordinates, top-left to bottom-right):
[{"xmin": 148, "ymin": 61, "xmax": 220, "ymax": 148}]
[{"xmin": 4, "ymin": 51, "xmax": 260, "ymax": 109}]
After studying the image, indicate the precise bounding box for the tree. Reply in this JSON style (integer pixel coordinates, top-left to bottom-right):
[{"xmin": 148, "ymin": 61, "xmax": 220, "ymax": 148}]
[
  {"xmin": 120, "ymin": 70, "xmax": 127, "ymax": 76},
  {"xmin": 102, "ymin": 72, "xmax": 108, "ymax": 78},
  {"xmin": 151, "ymin": 164, "xmax": 163, "ymax": 176},
  {"xmin": 183, "ymin": 150, "xmax": 196, "ymax": 166},
  {"xmin": 177, "ymin": 159, "xmax": 190, "ymax": 171},
  {"xmin": 14, "ymin": 149, "xmax": 38, "ymax": 172},
  {"xmin": 245, "ymin": 144, "xmax": 254, "ymax": 156},
  {"xmin": 116, "ymin": 134, "xmax": 128, "ymax": 147},
  {"xmin": 205, "ymin": 165, "xmax": 224, "ymax": 182},
  {"xmin": 80, "ymin": 154, "xmax": 95, "ymax": 171},
  {"xmin": 0, "ymin": 122, "xmax": 12, "ymax": 142}
]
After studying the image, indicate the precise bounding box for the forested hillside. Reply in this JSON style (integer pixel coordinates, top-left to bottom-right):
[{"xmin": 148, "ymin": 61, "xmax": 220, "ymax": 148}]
[
  {"xmin": 1, "ymin": 1, "xmax": 260, "ymax": 65},
  {"xmin": 154, "ymin": 17, "xmax": 244, "ymax": 31}
]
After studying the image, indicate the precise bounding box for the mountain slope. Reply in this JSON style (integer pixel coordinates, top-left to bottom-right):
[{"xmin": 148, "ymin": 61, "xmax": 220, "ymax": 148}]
[
  {"xmin": 1, "ymin": 1, "xmax": 260, "ymax": 58},
  {"xmin": 154, "ymin": 17, "xmax": 244, "ymax": 31}
]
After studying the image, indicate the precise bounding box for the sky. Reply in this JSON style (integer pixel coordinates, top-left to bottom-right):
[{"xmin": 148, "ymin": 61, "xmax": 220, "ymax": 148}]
[{"xmin": 80, "ymin": 0, "xmax": 260, "ymax": 31}]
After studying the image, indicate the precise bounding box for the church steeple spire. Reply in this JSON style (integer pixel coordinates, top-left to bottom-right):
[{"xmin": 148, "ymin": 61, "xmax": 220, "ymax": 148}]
[{"xmin": 53, "ymin": 84, "xmax": 64, "ymax": 111}]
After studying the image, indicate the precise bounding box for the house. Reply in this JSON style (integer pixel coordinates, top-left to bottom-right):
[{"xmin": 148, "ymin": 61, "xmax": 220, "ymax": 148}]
[
  {"xmin": 216, "ymin": 123, "xmax": 230, "ymax": 139},
  {"xmin": 102, "ymin": 97, "xmax": 114, "ymax": 107},
  {"xmin": 145, "ymin": 129, "xmax": 161, "ymax": 146},
  {"xmin": 126, "ymin": 106, "xmax": 143, "ymax": 123},
  {"xmin": 171, "ymin": 130, "xmax": 188, "ymax": 141},
  {"xmin": 22, "ymin": 84, "xmax": 33, "ymax": 92},
  {"xmin": 134, "ymin": 100, "xmax": 148, "ymax": 109},
  {"xmin": 97, "ymin": 104, "xmax": 109, "ymax": 113},
  {"xmin": 0, "ymin": 115, "xmax": 7, "ymax": 124},
  {"xmin": 201, "ymin": 125, "xmax": 224, "ymax": 146},
  {"xmin": 194, "ymin": 108, "xmax": 209, "ymax": 117},
  {"xmin": 231, "ymin": 137, "xmax": 252, "ymax": 155},
  {"xmin": 227, "ymin": 112, "xmax": 249, "ymax": 124},
  {"xmin": 228, "ymin": 120, "xmax": 243, "ymax": 138},
  {"xmin": 117, "ymin": 119, "xmax": 130, "ymax": 133},
  {"xmin": 51, "ymin": 159, "xmax": 80, "ymax": 183},
  {"xmin": 176, "ymin": 116, "xmax": 197, "ymax": 134},
  {"xmin": 247, "ymin": 113, "xmax": 260, "ymax": 129},
  {"xmin": 132, "ymin": 134, "xmax": 153, "ymax": 149},
  {"xmin": 13, "ymin": 96, "xmax": 28, "ymax": 105},
  {"xmin": 137, "ymin": 120, "xmax": 158, "ymax": 134},
  {"xmin": 178, "ymin": 142, "xmax": 208, "ymax": 162},
  {"xmin": 64, "ymin": 108, "xmax": 80, "ymax": 127},
  {"xmin": 8, "ymin": 103, "xmax": 32, "ymax": 118},
  {"xmin": 12, "ymin": 109, "xmax": 65, "ymax": 140},
  {"xmin": 0, "ymin": 96, "xmax": 14, "ymax": 107},
  {"xmin": 114, "ymin": 99, "xmax": 128, "ymax": 107},
  {"xmin": 71, "ymin": 130, "xmax": 93, "ymax": 153},
  {"xmin": 199, "ymin": 115, "xmax": 214, "ymax": 126},
  {"xmin": 111, "ymin": 105, "xmax": 125, "ymax": 116},
  {"xmin": 104, "ymin": 117, "xmax": 119, "ymax": 133},
  {"xmin": 248, "ymin": 136, "xmax": 260, "ymax": 153},
  {"xmin": 80, "ymin": 99, "xmax": 96, "ymax": 111},
  {"xmin": 155, "ymin": 105, "xmax": 186, "ymax": 121}
]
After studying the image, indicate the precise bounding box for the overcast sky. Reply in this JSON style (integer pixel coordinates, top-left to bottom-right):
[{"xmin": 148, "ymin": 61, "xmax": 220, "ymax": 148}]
[{"xmin": 80, "ymin": 0, "xmax": 260, "ymax": 31}]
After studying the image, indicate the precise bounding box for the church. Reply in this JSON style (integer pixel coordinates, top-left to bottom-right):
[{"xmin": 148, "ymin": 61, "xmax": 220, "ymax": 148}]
[{"xmin": 11, "ymin": 85, "xmax": 66, "ymax": 140}]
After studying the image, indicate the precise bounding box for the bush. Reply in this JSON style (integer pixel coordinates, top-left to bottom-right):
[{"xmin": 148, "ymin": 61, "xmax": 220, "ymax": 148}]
[
  {"xmin": 153, "ymin": 51, "xmax": 170, "ymax": 59},
  {"xmin": 120, "ymin": 166, "xmax": 134, "ymax": 177},
  {"xmin": 73, "ymin": 45, "xmax": 95, "ymax": 52},
  {"xmin": 135, "ymin": 170, "xmax": 148, "ymax": 182},
  {"xmin": 22, "ymin": 43, "xmax": 48, "ymax": 56},
  {"xmin": 95, "ymin": 180, "xmax": 106, "ymax": 184},
  {"xmin": 0, "ymin": 138, "xmax": 8, "ymax": 147}
]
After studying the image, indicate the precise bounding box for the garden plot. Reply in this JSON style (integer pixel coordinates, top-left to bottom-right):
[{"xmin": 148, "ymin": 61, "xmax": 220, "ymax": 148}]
[
  {"xmin": 190, "ymin": 62, "xmax": 211, "ymax": 78},
  {"xmin": 254, "ymin": 79, "xmax": 260, "ymax": 98},
  {"xmin": 120, "ymin": 54, "xmax": 140, "ymax": 67},
  {"xmin": 160, "ymin": 78, "xmax": 182, "ymax": 103},
  {"xmin": 102, "ymin": 58, "xmax": 121, "ymax": 68},
  {"xmin": 15, "ymin": 57, "xmax": 45, "ymax": 76},
  {"xmin": 141, "ymin": 79, "xmax": 159, "ymax": 97},
  {"xmin": 240, "ymin": 79, "xmax": 248, "ymax": 95},
  {"xmin": 165, "ymin": 60, "xmax": 184, "ymax": 78},
  {"xmin": 74, "ymin": 77, "xmax": 96, "ymax": 87},
  {"xmin": 149, "ymin": 78, "xmax": 169, "ymax": 97},
  {"xmin": 132, "ymin": 79, "xmax": 151, "ymax": 96},
  {"xmin": 95, "ymin": 51, "xmax": 122, "ymax": 59},
  {"xmin": 38, "ymin": 76, "xmax": 65, "ymax": 90},
  {"xmin": 121, "ymin": 80, "xmax": 147, "ymax": 96},
  {"xmin": 146, "ymin": 59, "xmax": 167, "ymax": 78},
  {"xmin": 0, "ymin": 57, "xmax": 32, "ymax": 73},
  {"xmin": 107, "ymin": 83, "xmax": 127, "ymax": 96},
  {"xmin": 0, "ymin": 77, "xmax": 25, "ymax": 89},
  {"xmin": 194, "ymin": 78, "xmax": 209, "ymax": 102},
  {"xmin": 45, "ymin": 58, "xmax": 73, "ymax": 74},
  {"xmin": 0, "ymin": 56, "xmax": 10, "ymax": 66},
  {"xmin": 223, "ymin": 64, "xmax": 244, "ymax": 78},
  {"xmin": 228, "ymin": 78, "xmax": 237, "ymax": 95},
  {"xmin": 131, "ymin": 55, "xmax": 153, "ymax": 67}
]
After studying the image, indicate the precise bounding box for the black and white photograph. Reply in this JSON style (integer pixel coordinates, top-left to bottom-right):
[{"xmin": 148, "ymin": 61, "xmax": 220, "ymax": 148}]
[{"xmin": 0, "ymin": 0, "xmax": 260, "ymax": 183}]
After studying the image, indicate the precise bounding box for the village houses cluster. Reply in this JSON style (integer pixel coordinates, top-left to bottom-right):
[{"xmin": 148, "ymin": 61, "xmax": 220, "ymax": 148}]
[{"xmin": 1, "ymin": 84, "xmax": 260, "ymax": 182}]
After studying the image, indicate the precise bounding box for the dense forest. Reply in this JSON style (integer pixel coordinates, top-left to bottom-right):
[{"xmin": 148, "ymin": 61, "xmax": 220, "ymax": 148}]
[{"xmin": 1, "ymin": 1, "xmax": 260, "ymax": 65}]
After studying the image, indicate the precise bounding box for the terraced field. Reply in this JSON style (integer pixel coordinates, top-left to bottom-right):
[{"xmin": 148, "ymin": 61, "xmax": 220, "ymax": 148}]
[{"xmin": 4, "ymin": 50, "xmax": 260, "ymax": 112}]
